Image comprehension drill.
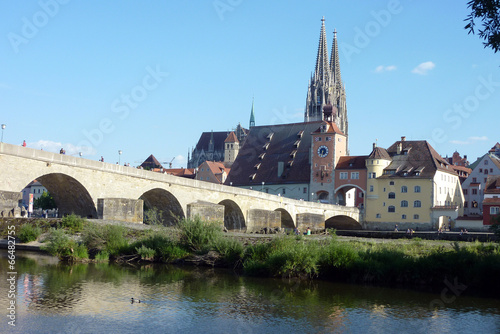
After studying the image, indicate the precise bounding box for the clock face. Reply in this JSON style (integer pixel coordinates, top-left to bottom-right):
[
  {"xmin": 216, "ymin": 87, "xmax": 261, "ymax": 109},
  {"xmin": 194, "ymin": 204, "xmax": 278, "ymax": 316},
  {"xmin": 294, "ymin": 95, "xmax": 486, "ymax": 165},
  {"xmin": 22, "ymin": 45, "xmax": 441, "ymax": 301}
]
[{"xmin": 317, "ymin": 145, "xmax": 328, "ymax": 158}]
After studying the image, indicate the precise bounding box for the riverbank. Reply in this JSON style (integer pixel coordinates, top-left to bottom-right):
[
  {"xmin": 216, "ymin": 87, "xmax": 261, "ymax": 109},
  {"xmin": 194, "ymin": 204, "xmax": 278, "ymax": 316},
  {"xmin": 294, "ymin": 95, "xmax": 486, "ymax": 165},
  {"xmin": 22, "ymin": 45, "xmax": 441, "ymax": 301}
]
[{"xmin": 1, "ymin": 216, "xmax": 500, "ymax": 298}]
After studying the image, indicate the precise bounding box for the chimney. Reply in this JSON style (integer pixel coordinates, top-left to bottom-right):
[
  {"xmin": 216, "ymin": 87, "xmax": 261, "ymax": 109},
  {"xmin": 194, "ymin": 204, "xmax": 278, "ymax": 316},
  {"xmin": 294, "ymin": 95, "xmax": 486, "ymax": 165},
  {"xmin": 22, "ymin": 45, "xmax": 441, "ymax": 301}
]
[
  {"xmin": 373, "ymin": 142, "xmax": 377, "ymax": 150},
  {"xmin": 397, "ymin": 142, "xmax": 402, "ymax": 154},
  {"xmin": 401, "ymin": 136, "xmax": 406, "ymax": 141}
]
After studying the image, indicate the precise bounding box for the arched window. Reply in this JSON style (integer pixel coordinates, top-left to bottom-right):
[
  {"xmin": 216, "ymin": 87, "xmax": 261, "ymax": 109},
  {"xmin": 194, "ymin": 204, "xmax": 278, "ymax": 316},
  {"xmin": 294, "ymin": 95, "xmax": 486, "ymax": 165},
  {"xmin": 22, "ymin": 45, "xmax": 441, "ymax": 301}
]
[
  {"xmin": 414, "ymin": 186, "xmax": 421, "ymax": 193},
  {"xmin": 414, "ymin": 200, "xmax": 421, "ymax": 208},
  {"xmin": 388, "ymin": 192, "xmax": 396, "ymax": 199},
  {"xmin": 389, "ymin": 181, "xmax": 395, "ymax": 185},
  {"xmin": 401, "ymin": 186, "xmax": 408, "ymax": 193},
  {"xmin": 388, "ymin": 206, "xmax": 395, "ymax": 212},
  {"xmin": 401, "ymin": 200, "xmax": 408, "ymax": 207}
]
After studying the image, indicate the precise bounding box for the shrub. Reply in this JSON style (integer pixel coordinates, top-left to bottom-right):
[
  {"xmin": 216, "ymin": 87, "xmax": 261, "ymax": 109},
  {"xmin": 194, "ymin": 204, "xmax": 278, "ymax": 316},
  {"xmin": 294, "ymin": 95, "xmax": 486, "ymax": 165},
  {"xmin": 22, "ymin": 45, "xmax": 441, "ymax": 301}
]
[
  {"xmin": 178, "ymin": 217, "xmax": 224, "ymax": 253},
  {"xmin": 144, "ymin": 208, "xmax": 164, "ymax": 225},
  {"xmin": 135, "ymin": 245, "xmax": 156, "ymax": 261},
  {"xmin": 214, "ymin": 237, "xmax": 244, "ymax": 265},
  {"xmin": 41, "ymin": 228, "xmax": 88, "ymax": 260},
  {"xmin": 61, "ymin": 214, "xmax": 85, "ymax": 233},
  {"xmin": 95, "ymin": 250, "xmax": 110, "ymax": 262},
  {"xmin": 18, "ymin": 223, "xmax": 42, "ymax": 243},
  {"xmin": 82, "ymin": 224, "xmax": 128, "ymax": 256}
]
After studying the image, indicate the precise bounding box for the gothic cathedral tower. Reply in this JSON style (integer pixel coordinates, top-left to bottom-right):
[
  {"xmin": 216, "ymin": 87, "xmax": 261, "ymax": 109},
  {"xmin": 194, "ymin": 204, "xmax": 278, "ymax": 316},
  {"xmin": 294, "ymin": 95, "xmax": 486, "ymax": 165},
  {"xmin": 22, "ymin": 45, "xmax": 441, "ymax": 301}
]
[{"xmin": 304, "ymin": 18, "xmax": 348, "ymax": 139}]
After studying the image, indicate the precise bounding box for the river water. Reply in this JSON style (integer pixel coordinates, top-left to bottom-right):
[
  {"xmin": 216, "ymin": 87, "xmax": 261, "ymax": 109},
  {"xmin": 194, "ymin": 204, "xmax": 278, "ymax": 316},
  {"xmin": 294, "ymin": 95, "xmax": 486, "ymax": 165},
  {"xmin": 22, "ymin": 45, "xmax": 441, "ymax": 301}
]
[{"xmin": 0, "ymin": 250, "xmax": 499, "ymax": 334}]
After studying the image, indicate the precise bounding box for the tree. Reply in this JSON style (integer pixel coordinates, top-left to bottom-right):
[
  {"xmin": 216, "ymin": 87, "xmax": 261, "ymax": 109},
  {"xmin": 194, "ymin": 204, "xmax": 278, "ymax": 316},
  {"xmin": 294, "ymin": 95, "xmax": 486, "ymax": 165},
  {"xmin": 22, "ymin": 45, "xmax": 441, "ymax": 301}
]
[
  {"xmin": 465, "ymin": 0, "xmax": 500, "ymax": 53},
  {"xmin": 34, "ymin": 191, "xmax": 57, "ymax": 210}
]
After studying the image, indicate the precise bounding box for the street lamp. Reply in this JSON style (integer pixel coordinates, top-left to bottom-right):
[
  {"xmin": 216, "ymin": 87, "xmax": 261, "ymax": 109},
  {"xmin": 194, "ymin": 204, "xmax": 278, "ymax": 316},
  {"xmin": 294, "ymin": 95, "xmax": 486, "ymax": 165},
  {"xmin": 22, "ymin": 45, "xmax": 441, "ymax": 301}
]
[
  {"xmin": 118, "ymin": 150, "xmax": 122, "ymax": 165},
  {"xmin": 1, "ymin": 124, "xmax": 5, "ymax": 142},
  {"xmin": 79, "ymin": 152, "xmax": 82, "ymax": 157},
  {"xmin": 311, "ymin": 193, "xmax": 314, "ymax": 201},
  {"xmin": 261, "ymin": 181, "xmax": 265, "ymax": 192}
]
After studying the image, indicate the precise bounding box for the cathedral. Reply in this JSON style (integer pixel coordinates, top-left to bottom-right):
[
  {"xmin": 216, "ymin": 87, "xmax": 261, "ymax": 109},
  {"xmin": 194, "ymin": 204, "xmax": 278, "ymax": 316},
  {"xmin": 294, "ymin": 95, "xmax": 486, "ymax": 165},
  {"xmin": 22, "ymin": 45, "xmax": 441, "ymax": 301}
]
[{"xmin": 304, "ymin": 17, "xmax": 348, "ymax": 137}]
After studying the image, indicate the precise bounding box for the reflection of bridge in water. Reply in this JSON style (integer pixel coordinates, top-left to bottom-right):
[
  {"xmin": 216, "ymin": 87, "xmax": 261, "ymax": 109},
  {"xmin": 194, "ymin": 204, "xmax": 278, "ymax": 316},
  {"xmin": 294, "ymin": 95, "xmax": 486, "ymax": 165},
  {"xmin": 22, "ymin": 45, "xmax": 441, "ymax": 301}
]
[{"xmin": 0, "ymin": 143, "xmax": 361, "ymax": 231}]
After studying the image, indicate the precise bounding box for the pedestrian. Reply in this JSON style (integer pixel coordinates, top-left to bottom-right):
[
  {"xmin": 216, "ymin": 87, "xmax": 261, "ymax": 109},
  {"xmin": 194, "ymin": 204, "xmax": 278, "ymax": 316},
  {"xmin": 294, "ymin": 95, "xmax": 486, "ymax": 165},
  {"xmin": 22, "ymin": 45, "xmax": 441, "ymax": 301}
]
[
  {"xmin": 394, "ymin": 224, "xmax": 398, "ymax": 232},
  {"xmin": 22, "ymin": 140, "xmax": 26, "ymax": 147}
]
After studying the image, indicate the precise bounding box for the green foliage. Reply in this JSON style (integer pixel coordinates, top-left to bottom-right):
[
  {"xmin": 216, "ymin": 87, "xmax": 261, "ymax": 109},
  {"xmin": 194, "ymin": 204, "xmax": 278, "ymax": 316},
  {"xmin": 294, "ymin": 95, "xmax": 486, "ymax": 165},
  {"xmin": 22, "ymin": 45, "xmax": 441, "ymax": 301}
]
[
  {"xmin": 81, "ymin": 223, "xmax": 128, "ymax": 256},
  {"xmin": 18, "ymin": 223, "xmax": 42, "ymax": 243},
  {"xmin": 95, "ymin": 250, "xmax": 110, "ymax": 262},
  {"xmin": 465, "ymin": 0, "xmax": 500, "ymax": 53},
  {"xmin": 213, "ymin": 237, "xmax": 244, "ymax": 265},
  {"xmin": 144, "ymin": 207, "xmax": 164, "ymax": 225},
  {"xmin": 135, "ymin": 245, "xmax": 156, "ymax": 260},
  {"xmin": 33, "ymin": 191, "xmax": 57, "ymax": 210},
  {"xmin": 178, "ymin": 217, "xmax": 224, "ymax": 253},
  {"xmin": 61, "ymin": 214, "xmax": 85, "ymax": 233},
  {"xmin": 243, "ymin": 236, "xmax": 320, "ymax": 278},
  {"xmin": 41, "ymin": 228, "xmax": 87, "ymax": 260}
]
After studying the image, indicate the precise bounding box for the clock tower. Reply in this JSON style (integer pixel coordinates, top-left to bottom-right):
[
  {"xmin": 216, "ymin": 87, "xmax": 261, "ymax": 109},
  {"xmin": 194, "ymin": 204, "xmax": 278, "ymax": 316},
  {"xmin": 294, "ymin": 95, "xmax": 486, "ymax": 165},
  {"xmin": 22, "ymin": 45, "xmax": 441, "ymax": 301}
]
[{"xmin": 310, "ymin": 105, "xmax": 347, "ymax": 203}]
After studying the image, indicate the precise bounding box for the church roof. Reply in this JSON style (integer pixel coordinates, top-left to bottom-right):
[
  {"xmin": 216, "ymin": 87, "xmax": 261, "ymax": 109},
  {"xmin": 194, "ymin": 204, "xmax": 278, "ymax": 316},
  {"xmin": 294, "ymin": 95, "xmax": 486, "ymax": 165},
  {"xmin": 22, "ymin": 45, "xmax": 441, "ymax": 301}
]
[
  {"xmin": 225, "ymin": 121, "xmax": 327, "ymax": 186},
  {"xmin": 140, "ymin": 154, "xmax": 163, "ymax": 169},
  {"xmin": 224, "ymin": 131, "xmax": 239, "ymax": 143}
]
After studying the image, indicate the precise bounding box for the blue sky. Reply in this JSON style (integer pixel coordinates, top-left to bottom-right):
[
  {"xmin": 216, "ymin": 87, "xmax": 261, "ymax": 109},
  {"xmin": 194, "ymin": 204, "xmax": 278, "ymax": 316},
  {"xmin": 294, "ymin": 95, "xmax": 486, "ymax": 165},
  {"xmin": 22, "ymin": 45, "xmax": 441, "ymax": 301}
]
[{"xmin": 0, "ymin": 0, "xmax": 498, "ymax": 167}]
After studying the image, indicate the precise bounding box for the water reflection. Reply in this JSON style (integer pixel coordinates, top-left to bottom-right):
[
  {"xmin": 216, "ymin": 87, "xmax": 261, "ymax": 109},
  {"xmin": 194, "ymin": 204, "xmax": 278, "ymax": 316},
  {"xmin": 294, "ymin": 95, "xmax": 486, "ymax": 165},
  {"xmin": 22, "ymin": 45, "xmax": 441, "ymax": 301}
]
[{"xmin": 0, "ymin": 251, "xmax": 499, "ymax": 334}]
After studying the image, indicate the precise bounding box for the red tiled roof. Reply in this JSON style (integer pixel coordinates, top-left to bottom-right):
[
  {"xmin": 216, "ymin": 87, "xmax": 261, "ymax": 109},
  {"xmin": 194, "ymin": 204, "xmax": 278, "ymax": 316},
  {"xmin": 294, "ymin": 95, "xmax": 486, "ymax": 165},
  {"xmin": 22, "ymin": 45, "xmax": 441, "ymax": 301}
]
[
  {"xmin": 483, "ymin": 198, "xmax": 500, "ymax": 205},
  {"xmin": 485, "ymin": 175, "xmax": 500, "ymax": 194},
  {"xmin": 336, "ymin": 156, "xmax": 368, "ymax": 170},
  {"xmin": 224, "ymin": 131, "xmax": 239, "ymax": 143}
]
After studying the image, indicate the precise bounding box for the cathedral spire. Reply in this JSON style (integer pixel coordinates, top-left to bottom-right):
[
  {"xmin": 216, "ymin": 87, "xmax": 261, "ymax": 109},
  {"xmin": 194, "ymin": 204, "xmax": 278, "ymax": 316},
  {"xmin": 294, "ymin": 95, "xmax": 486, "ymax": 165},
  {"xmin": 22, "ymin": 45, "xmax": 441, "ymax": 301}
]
[
  {"xmin": 330, "ymin": 29, "xmax": 342, "ymax": 88},
  {"xmin": 249, "ymin": 97, "xmax": 255, "ymax": 128},
  {"xmin": 314, "ymin": 16, "xmax": 331, "ymax": 84}
]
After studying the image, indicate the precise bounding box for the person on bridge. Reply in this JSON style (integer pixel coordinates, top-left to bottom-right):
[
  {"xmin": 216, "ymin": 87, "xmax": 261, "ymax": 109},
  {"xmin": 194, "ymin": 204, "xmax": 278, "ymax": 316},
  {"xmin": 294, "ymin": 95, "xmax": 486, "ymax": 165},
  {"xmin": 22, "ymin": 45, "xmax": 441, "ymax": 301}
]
[{"xmin": 22, "ymin": 140, "xmax": 26, "ymax": 147}]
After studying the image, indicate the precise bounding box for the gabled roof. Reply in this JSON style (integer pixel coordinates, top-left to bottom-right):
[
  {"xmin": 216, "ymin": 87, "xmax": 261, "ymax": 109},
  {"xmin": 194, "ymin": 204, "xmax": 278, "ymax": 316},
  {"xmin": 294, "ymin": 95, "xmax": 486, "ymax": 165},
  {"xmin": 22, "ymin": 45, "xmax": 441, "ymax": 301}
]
[
  {"xmin": 485, "ymin": 175, "xmax": 500, "ymax": 194},
  {"xmin": 226, "ymin": 121, "xmax": 335, "ymax": 186},
  {"xmin": 163, "ymin": 168, "xmax": 196, "ymax": 178},
  {"xmin": 336, "ymin": 156, "xmax": 367, "ymax": 170},
  {"xmin": 140, "ymin": 154, "xmax": 163, "ymax": 169},
  {"xmin": 379, "ymin": 140, "xmax": 457, "ymax": 178},
  {"xmin": 202, "ymin": 161, "xmax": 230, "ymax": 183}
]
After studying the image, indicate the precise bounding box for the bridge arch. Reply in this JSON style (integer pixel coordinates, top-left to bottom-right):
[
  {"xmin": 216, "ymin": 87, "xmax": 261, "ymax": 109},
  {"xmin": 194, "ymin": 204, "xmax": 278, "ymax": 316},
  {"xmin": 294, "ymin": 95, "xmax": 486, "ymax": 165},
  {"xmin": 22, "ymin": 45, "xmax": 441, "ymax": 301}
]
[
  {"xmin": 35, "ymin": 173, "xmax": 97, "ymax": 218},
  {"xmin": 218, "ymin": 199, "xmax": 245, "ymax": 231},
  {"xmin": 140, "ymin": 188, "xmax": 184, "ymax": 225},
  {"xmin": 274, "ymin": 208, "xmax": 294, "ymax": 229},
  {"xmin": 325, "ymin": 215, "xmax": 362, "ymax": 230},
  {"xmin": 334, "ymin": 184, "xmax": 365, "ymax": 208}
]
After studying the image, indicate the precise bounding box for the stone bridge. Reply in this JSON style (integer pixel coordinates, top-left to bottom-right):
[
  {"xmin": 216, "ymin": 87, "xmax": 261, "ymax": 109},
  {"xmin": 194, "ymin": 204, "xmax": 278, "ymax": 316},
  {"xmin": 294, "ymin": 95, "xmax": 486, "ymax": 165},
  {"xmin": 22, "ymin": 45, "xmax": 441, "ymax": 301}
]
[{"xmin": 0, "ymin": 143, "xmax": 361, "ymax": 232}]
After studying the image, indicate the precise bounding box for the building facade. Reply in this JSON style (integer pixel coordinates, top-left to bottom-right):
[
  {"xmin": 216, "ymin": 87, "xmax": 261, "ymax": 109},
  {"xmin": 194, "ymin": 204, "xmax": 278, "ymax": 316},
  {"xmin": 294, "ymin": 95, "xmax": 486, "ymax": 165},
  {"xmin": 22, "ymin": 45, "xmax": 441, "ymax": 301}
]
[{"xmin": 364, "ymin": 138, "xmax": 464, "ymax": 230}]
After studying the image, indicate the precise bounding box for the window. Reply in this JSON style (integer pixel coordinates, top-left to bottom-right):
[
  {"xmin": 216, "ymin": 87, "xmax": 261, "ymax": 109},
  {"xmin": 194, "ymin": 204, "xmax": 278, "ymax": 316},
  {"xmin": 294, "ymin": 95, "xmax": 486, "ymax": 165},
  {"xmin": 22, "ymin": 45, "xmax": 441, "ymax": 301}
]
[
  {"xmin": 351, "ymin": 172, "xmax": 359, "ymax": 179},
  {"xmin": 401, "ymin": 200, "xmax": 408, "ymax": 207},
  {"xmin": 464, "ymin": 201, "xmax": 468, "ymax": 208},
  {"xmin": 368, "ymin": 172, "xmax": 376, "ymax": 179},
  {"xmin": 199, "ymin": 177, "xmax": 203, "ymax": 180},
  {"xmin": 413, "ymin": 214, "xmax": 419, "ymax": 219},
  {"xmin": 414, "ymin": 200, "xmax": 421, "ymax": 208},
  {"xmin": 388, "ymin": 192, "xmax": 396, "ymax": 199},
  {"xmin": 303, "ymin": 187, "xmax": 307, "ymax": 194},
  {"xmin": 491, "ymin": 207, "xmax": 500, "ymax": 215},
  {"xmin": 473, "ymin": 177, "xmax": 477, "ymax": 183},
  {"xmin": 472, "ymin": 189, "xmax": 477, "ymax": 195},
  {"xmin": 283, "ymin": 188, "xmax": 286, "ymax": 194},
  {"xmin": 376, "ymin": 213, "xmax": 381, "ymax": 218},
  {"xmin": 388, "ymin": 206, "xmax": 395, "ymax": 213},
  {"xmin": 463, "ymin": 189, "xmax": 468, "ymax": 195},
  {"xmin": 340, "ymin": 172, "xmax": 348, "ymax": 179},
  {"xmin": 402, "ymin": 214, "xmax": 407, "ymax": 219},
  {"xmin": 485, "ymin": 160, "xmax": 489, "ymax": 165},
  {"xmin": 326, "ymin": 136, "xmax": 331, "ymax": 141},
  {"xmin": 490, "ymin": 168, "xmax": 493, "ymax": 173},
  {"xmin": 369, "ymin": 185, "xmax": 374, "ymax": 192},
  {"xmin": 401, "ymin": 186, "xmax": 407, "ymax": 193},
  {"xmin": 389, "ymin": 181, "xmax": 395, "ymax": 185},
  {"xmin": 480, "ymin": 168, "xmax": 483, "ymax": 173},
  {"xmin": 414, "ymin": 186, "xmax": 421, "ymax": 193}
]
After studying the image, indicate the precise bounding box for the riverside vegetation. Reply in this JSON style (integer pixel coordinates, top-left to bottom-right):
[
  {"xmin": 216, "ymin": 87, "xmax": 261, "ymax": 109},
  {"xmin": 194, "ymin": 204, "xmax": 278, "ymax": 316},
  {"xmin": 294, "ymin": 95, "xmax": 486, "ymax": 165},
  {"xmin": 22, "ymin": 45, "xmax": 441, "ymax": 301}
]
[{"xmin": 4, "ymin": 214, "xmax": 500, "ymax": 297}]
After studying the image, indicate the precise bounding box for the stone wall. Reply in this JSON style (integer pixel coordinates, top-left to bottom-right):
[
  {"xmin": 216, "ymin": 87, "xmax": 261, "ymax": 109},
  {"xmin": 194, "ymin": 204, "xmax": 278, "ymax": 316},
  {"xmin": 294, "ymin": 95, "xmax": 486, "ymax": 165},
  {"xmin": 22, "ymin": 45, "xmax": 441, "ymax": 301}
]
[{"xmin": 97, "ymin": 198, "xmax": 143, "ymax": 223}]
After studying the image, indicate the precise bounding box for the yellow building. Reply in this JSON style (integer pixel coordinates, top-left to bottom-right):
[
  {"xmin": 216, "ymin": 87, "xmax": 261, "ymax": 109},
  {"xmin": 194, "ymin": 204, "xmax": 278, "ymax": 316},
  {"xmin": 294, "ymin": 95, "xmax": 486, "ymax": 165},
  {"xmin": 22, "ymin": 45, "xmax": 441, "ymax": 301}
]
[{"xmin": 365, "ymin": 137, "xmax": 464, "ymax": 230}]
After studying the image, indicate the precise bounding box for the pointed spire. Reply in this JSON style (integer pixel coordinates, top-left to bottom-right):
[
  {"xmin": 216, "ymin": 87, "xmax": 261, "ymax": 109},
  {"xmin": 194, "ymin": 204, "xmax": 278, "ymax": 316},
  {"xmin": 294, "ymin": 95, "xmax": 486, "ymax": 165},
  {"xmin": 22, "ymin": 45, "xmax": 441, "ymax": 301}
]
[
  {"xmin": 314, "ymin": 16, "xmax": 330, "ymax": 84},
  {"xmin": 330, "ymin": 29, "xmax": 342, "ymax": 88},
  {"xmin": 249, "ymin": 97, "xmax": 255, "ymax": 128}
]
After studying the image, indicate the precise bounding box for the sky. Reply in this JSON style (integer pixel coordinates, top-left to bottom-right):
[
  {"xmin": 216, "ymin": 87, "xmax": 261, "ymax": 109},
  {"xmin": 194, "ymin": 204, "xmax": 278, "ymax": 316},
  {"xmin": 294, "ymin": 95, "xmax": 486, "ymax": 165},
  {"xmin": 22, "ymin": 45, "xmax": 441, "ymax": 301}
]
[{"xmin": 0, "ymin": 0, "xmax": 498, "ymax": 168}]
